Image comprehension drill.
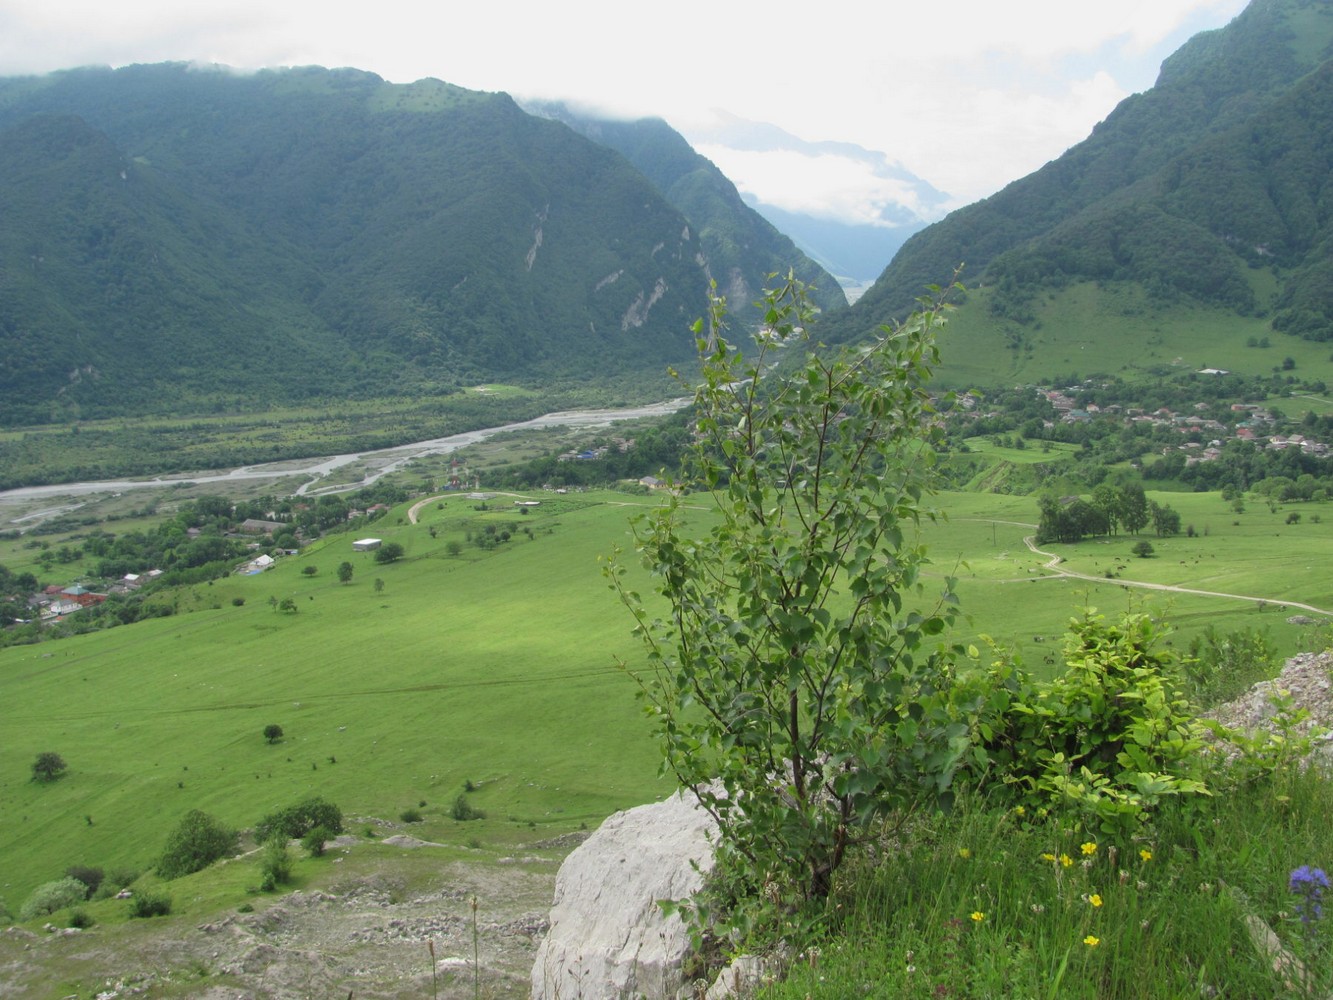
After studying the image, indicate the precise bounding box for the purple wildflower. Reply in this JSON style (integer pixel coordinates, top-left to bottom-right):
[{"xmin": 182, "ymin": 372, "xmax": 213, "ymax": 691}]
[{"xmin": 1290, "ymin": 866, "xmax": 1329, "ymax": 925}]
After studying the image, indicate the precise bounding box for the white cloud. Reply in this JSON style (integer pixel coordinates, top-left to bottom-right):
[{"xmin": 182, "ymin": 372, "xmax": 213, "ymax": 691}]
[
  {"xmin": 0, "ymin": 0, "xmax": 1252, "ymax": 212},
  {"xmin": 695, "ymin": 145, "xmax": 930, "ymax": 226}
]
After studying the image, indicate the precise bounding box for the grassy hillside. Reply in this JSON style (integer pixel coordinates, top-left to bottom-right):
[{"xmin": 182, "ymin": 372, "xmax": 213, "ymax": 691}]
[
  {"xmin": 5, "ymin": 482, "xmax": 1331, "ymax": 912},
  {"xmin": 829, "ymin": 0, "xmax": 1333, "ymax": 350},
  {"xmin": 929, "ymin": 280, "xmax": 1333, "ymax": 391},
  {"xmin": 2, "ymin": 491, "xmax": 672, "ymax": 908}
]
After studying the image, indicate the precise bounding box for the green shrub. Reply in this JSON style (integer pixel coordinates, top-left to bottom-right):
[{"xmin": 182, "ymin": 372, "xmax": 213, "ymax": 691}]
[
  {"xmin": 157, "ymin": 809, "xmax": 237, "ymax": 879},
  {"xmin": 399, "ymin": 807, "xmax": 422, "ymax": 823},
  {"xmin": 254, "ymin": 796, "xmax": 343, "ymax": 842},
  {"xmin": 450, "ymin": 794, "xmax": 485, "ymax": 822},
  {"xmin": 302, "ymin": 825, "xmax": 333, "ymax": 857},
  {"xmin": 127, "ymin": 888, "xmax": 172, "ymax": 918},
  {"xmin": 64, "ymin": 865, "xmax": 103, "ymax": 899},
  {"xmin": 259, "ymin": 838, "xmax": 293, "ymax": 889},
  {"xmin": 94, "ymin": 867, "xmax": 140, "ymax": 900},
  {"xmin": 19, "ymin": 878, "xmax": 87, "ymax": 920},
  {"xmin": 969, "ymin": 610, "xmax": 1210, "ymax": 837},
  {"xmin": 67, "ymin": 908, "xmax": 94, "ymax": 929}
]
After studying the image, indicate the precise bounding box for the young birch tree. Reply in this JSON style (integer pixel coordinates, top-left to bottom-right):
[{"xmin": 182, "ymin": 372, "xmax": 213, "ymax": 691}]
[{"xmin": 608, "ymin": 273, "xmax": 970, "ymax": 920}]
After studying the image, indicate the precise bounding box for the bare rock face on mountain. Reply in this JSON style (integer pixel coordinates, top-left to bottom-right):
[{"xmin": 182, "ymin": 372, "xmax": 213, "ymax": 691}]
[{"xmin": 531, "ymin": 791, "xmax": 717, "ymax": 1000}]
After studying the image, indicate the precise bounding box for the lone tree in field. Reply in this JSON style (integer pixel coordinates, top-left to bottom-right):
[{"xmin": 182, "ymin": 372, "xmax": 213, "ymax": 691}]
[
  {"xmin": 337, "ymin": 561, "xmax": 354, "ymax": 584},
  {"xmin": 31, "ymin": 751, "xmax": 67, "ymax": 783},
  {"xmin": 374, "ymin": 542, "xmax": 405, "ymax": 564},
  {"xmin": 263, "ymin": 724, "xmax": 284, "ymax": 744},
  {"xmin": 609, "ymin": 274, "xmax": 966, "ymax": 919}
]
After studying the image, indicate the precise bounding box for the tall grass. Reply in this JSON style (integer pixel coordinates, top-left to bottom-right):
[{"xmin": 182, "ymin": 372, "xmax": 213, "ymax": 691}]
[{"xmin": 768, "ymin": 764, "xmax": 1333, "ymax": 999}]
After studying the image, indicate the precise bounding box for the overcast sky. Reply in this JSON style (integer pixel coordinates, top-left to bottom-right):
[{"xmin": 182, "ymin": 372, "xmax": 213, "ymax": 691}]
[{"xmin": 0, "ymin": 0, "xmax": 1251, "ymax": 222}]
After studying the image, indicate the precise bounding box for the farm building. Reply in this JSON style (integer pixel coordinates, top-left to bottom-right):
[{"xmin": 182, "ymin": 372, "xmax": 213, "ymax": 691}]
[{"xmin": 352, "ymin": 538, "xmax": 382, "ymax": 551}]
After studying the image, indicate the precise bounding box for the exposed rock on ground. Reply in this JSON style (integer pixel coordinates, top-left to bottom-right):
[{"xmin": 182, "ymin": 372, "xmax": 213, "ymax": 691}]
[
  {"xmin": 0, "ymin": 852, "xmax": 558, "ymax": 999},
  {"xmin": 531, "ymin": 790, "xmax": 718, "ymax": 1000},
  {"xmin": 1203, "ymin": 650, "xmax": 1333, "ymax": 762}
]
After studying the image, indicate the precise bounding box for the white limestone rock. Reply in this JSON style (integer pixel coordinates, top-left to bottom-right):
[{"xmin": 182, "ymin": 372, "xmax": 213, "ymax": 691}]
[{"xmin": 531, "ymin": 790, "xmax": 717, "ymax": 1000}]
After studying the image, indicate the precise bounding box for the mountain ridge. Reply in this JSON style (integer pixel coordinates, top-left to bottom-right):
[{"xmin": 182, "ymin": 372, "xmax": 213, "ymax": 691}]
[
  {"xmin": 827, "ymin": 0, "xmax": 1333, "ymax": 353},
  {"xmin": 0, "ymin": 65, "xmax": 778, "ymax": 423}
]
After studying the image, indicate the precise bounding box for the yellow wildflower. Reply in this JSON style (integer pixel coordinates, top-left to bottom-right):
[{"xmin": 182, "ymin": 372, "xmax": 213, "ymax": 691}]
[
  {"xmin": 1084, "ymin": 935, "xmax": 1100, "ymax": 947},
  {"xmin": 1041, "ymin": 853, "xmax": 1057, "ymax": 863},
  {"xmin": 1139, "ymin": 849, "xmax": 1152, "ymax": 862},
  {"xmin": 970, "ymin": 911, "xmax": 985, "ymax": 923},
  {"xmin": 959, "ymin": 848, "xmax": 971, "ymax": 859},
  {"xmin": 1059, "ymin": 853, "xmax": 1073, "ymax": 868},
  {"xmin": 1081, "ymin": 842, "xmax": 1098, "ymax": 856},
  {"xmin": 1089, "ymin": 894, "xmax": 1103, "ymax": 908}
]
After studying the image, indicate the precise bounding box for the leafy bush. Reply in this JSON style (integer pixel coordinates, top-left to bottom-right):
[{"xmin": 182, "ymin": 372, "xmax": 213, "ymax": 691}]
[
  {"xmin": 254, "ymin": 796, "xmax": 343, "ymax": 842},
  {"xmin": 302, "ymin": 825, "xmax": 333, "ymax": 857},
  {"xmin": 94, "ymin": 867, "xmax": 140, "ymax": 900},
  {"xmin": 19, "ymin": 877, "xmax": 88, "ymax": 920},
  {"xmin": 263, "ymin": 723, "xmax": 284, "ymax": 744},
  {"xmin": 67, "ymin": 908, "xmax": 94, "ymax": 929},
  {"xmin": 609, "ymin": 276, "xmax": 962, "ymax": 922},
  {"xmin": 970, "ymin": 610, "xmax": 1210, "ymax": 837},
  {"xmin": 259, "ymin": 838, "xmax": 293, "ymax": 890},
  {"xmin": 157, "ymin": 809, "xmax": 237, "ymax": 879},
  {"xmin": 450, "ymin": 794, "xmax": 485, "ymax": 822},
  {"xmin": 64, "ymin": 865, "xmax": 103, "ymax": 899},
  {"xmin": 127, "ymin": 888, "xmax": 172, "ymax": 918},
  {"xmin": 399, "ymin": 807, "xmax": 422, "ymax": 823}
]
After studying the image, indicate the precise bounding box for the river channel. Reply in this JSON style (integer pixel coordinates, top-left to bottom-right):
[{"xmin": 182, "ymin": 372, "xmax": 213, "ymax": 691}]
[{"xmin": 0, "ymin": 400, "xmax": 689, "ymax": 529}]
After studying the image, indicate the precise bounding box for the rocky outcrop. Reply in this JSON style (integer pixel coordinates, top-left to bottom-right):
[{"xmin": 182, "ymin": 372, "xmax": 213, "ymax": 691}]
[{"xmin": 531, "ymin": 790, "xmax": 717, "ymax": 1000}]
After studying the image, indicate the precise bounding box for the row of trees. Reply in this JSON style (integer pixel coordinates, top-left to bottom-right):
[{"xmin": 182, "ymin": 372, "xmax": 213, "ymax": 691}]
[{"xmin": 1037, "ymin": 484, "xmax": 1182, "ymax": 544}]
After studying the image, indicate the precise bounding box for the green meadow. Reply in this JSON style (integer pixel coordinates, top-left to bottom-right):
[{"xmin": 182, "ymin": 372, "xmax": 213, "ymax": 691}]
[
  {"xmin": 934, "ymin": 281, "xmax": 1333, "ymax": 390},
  {"xmin": 4, "ymin": 484, "xmax": 1332, "ymax": 914}
]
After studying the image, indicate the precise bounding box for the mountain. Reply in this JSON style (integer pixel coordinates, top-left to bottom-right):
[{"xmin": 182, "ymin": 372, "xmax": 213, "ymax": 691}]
[
  {"xmin": 0, "ymin": 64, "xmax": 718, "ymax": 424},
  {"xmin": 827, "ymin": 0, "xmax": 1333, "ymax": 353},
  {"xmin": 521, "ymin": 102, "xmax": 848, "ymax": 320},
  {"xmin": 736, "ymin": 200, "xmax": 920, "ymax": 302},
  {"xmin": 680, "ymin": 114, "xmax": 951, "ymax": 291}
]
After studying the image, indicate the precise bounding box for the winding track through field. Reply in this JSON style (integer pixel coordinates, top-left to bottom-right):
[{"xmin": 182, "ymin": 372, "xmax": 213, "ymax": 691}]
[{"xmin": 1011, "ymin": 525, "xmax": 1333, "ymax": 617}]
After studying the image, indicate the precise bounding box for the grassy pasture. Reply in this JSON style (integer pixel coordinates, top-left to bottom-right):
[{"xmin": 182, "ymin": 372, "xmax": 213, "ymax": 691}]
[
  {"xmin": 922, "ymin": 490, "xmax": 1332, "ymax": 661},
  {"xmin": 4, "ymin": 485, "xmax": 1332, "ymax": 912},
  {"xmin": 1, "ymin": 491, "xmax": 673, "ymax": 907},
  {"xmin": 935, "ymin": 281, "xmax": 1333, "ymax": 390}
]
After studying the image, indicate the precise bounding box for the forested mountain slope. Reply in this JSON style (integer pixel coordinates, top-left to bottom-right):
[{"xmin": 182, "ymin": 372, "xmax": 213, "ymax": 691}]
[
  {"xmin": 0, "ymin": 65, "xmax": 713, "ymax": 423},
  {"xmin": 826, "ymin": 0, "xmax": 1333, "ymax": 347},
  {"xmin": 524, "ymin": 103, "xmax": 847, "ymax": 322}
]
